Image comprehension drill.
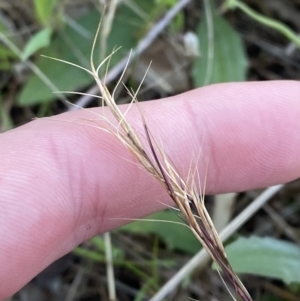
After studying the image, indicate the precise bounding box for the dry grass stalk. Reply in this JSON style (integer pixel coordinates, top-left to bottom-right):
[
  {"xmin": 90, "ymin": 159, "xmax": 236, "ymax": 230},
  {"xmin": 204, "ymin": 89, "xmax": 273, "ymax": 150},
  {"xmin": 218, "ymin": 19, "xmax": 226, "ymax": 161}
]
[
  {"xmin": 99, "ymin": 81, "xmax": 252, "ymax": 301},
  {"xmin": 90, "ymin": 31, "xmax": 253, "ymax": 301},
  {"xmin": 48, "ymin": 23, "xmax": 253, "ymax": 301}
]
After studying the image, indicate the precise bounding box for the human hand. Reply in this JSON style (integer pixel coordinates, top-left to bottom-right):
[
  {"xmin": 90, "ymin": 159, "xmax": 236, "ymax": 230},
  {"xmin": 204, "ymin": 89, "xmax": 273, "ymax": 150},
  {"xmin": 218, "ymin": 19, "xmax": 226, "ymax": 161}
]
[{"xmin": 1, "ymin": 81, "xmax": 300, "ymax": 299}]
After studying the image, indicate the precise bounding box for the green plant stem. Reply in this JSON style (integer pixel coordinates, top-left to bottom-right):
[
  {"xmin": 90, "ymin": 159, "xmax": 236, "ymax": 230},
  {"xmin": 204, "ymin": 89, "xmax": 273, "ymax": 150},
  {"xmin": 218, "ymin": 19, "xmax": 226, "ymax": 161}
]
[
  {"xmin": 0, "ymin": 31, "xmax": 70, "ymax": 107},
  {"xmin": 225, "ymin": 0, "xmax": 300, "ymax": 49}
]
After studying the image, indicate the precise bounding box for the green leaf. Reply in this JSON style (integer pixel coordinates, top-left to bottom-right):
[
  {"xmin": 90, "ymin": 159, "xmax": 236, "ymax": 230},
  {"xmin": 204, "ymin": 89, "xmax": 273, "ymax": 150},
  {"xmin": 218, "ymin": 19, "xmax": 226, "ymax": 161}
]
[
  {"xmin": 192, "ymin": 12, "xmax": 248, "ymax": 87},
  {"xmin": 223, "ymin": 236, "xmax": 300, "ymax": 284},
  {"xmin": 21, "ymin": 27, "xmax": 52, "ymax": 61},
  {"xmin": 33, "ymin": 0, "xmax": 58, "ymax": 25},
  {"xmin": 120, "ymin": 211, "xmax": 201, "ymax": 254},
  {"xmin": 18, "ymin": 4, "xmax": 148, "ymax": 106}
]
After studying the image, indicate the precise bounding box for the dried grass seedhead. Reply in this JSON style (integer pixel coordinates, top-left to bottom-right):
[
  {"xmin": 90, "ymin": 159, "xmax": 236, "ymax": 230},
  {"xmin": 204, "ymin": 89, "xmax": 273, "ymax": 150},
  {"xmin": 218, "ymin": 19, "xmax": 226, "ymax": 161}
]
[
  {"xmin": 91, "ymin": 26, "xmax": 252, "ymax": 301},
  {"xmin": 48, "ymin": 22, "xmax": 253, "ymax": 301}
]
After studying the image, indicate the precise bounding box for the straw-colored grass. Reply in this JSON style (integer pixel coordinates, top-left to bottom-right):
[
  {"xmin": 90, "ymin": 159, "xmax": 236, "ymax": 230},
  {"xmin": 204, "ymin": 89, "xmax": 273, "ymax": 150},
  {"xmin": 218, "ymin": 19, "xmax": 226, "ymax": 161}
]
[{"xmin": 47, "ymin": 22, "xmax": 253, "ymax": 301}]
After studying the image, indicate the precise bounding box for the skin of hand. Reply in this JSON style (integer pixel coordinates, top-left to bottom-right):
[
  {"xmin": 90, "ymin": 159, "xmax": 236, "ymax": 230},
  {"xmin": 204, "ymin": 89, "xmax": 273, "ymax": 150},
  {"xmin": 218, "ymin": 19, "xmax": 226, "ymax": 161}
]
[{"xmin": 0, "ymin": 81, "xmax": 300, "ymax": 299}]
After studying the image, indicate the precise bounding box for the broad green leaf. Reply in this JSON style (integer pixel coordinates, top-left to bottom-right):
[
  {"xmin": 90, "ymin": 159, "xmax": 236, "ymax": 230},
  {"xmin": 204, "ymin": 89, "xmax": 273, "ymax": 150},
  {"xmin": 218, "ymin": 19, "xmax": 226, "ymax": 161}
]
[
  {"xmin": 33, "ymin": 0, "xmax": 58, "ymax": 25},
  {"xmin": 192, "ymin": 12, "xmax": 248, "ymax": 87},
  {"xmin": 120, "ymin": 211, "xmax": 201, "ymax": 254},
  {"xmin": 21, "ymin": 27, "xmax": 52, "ymax": 61},
  {"xmin": 223, "ymin": 236, "xmax": 300, "ymax": 284},
  {"xmin": 18, "ymin": 4, "xmax": 146, "ymax": 106}
]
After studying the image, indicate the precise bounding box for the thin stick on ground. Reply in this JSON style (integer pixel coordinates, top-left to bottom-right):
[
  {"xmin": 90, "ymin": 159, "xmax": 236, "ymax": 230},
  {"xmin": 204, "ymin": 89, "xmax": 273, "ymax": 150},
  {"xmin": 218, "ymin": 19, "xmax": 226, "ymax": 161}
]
[{"xmin": 104, "ymin": 232, "xmax": 117, "ymax": 301}]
